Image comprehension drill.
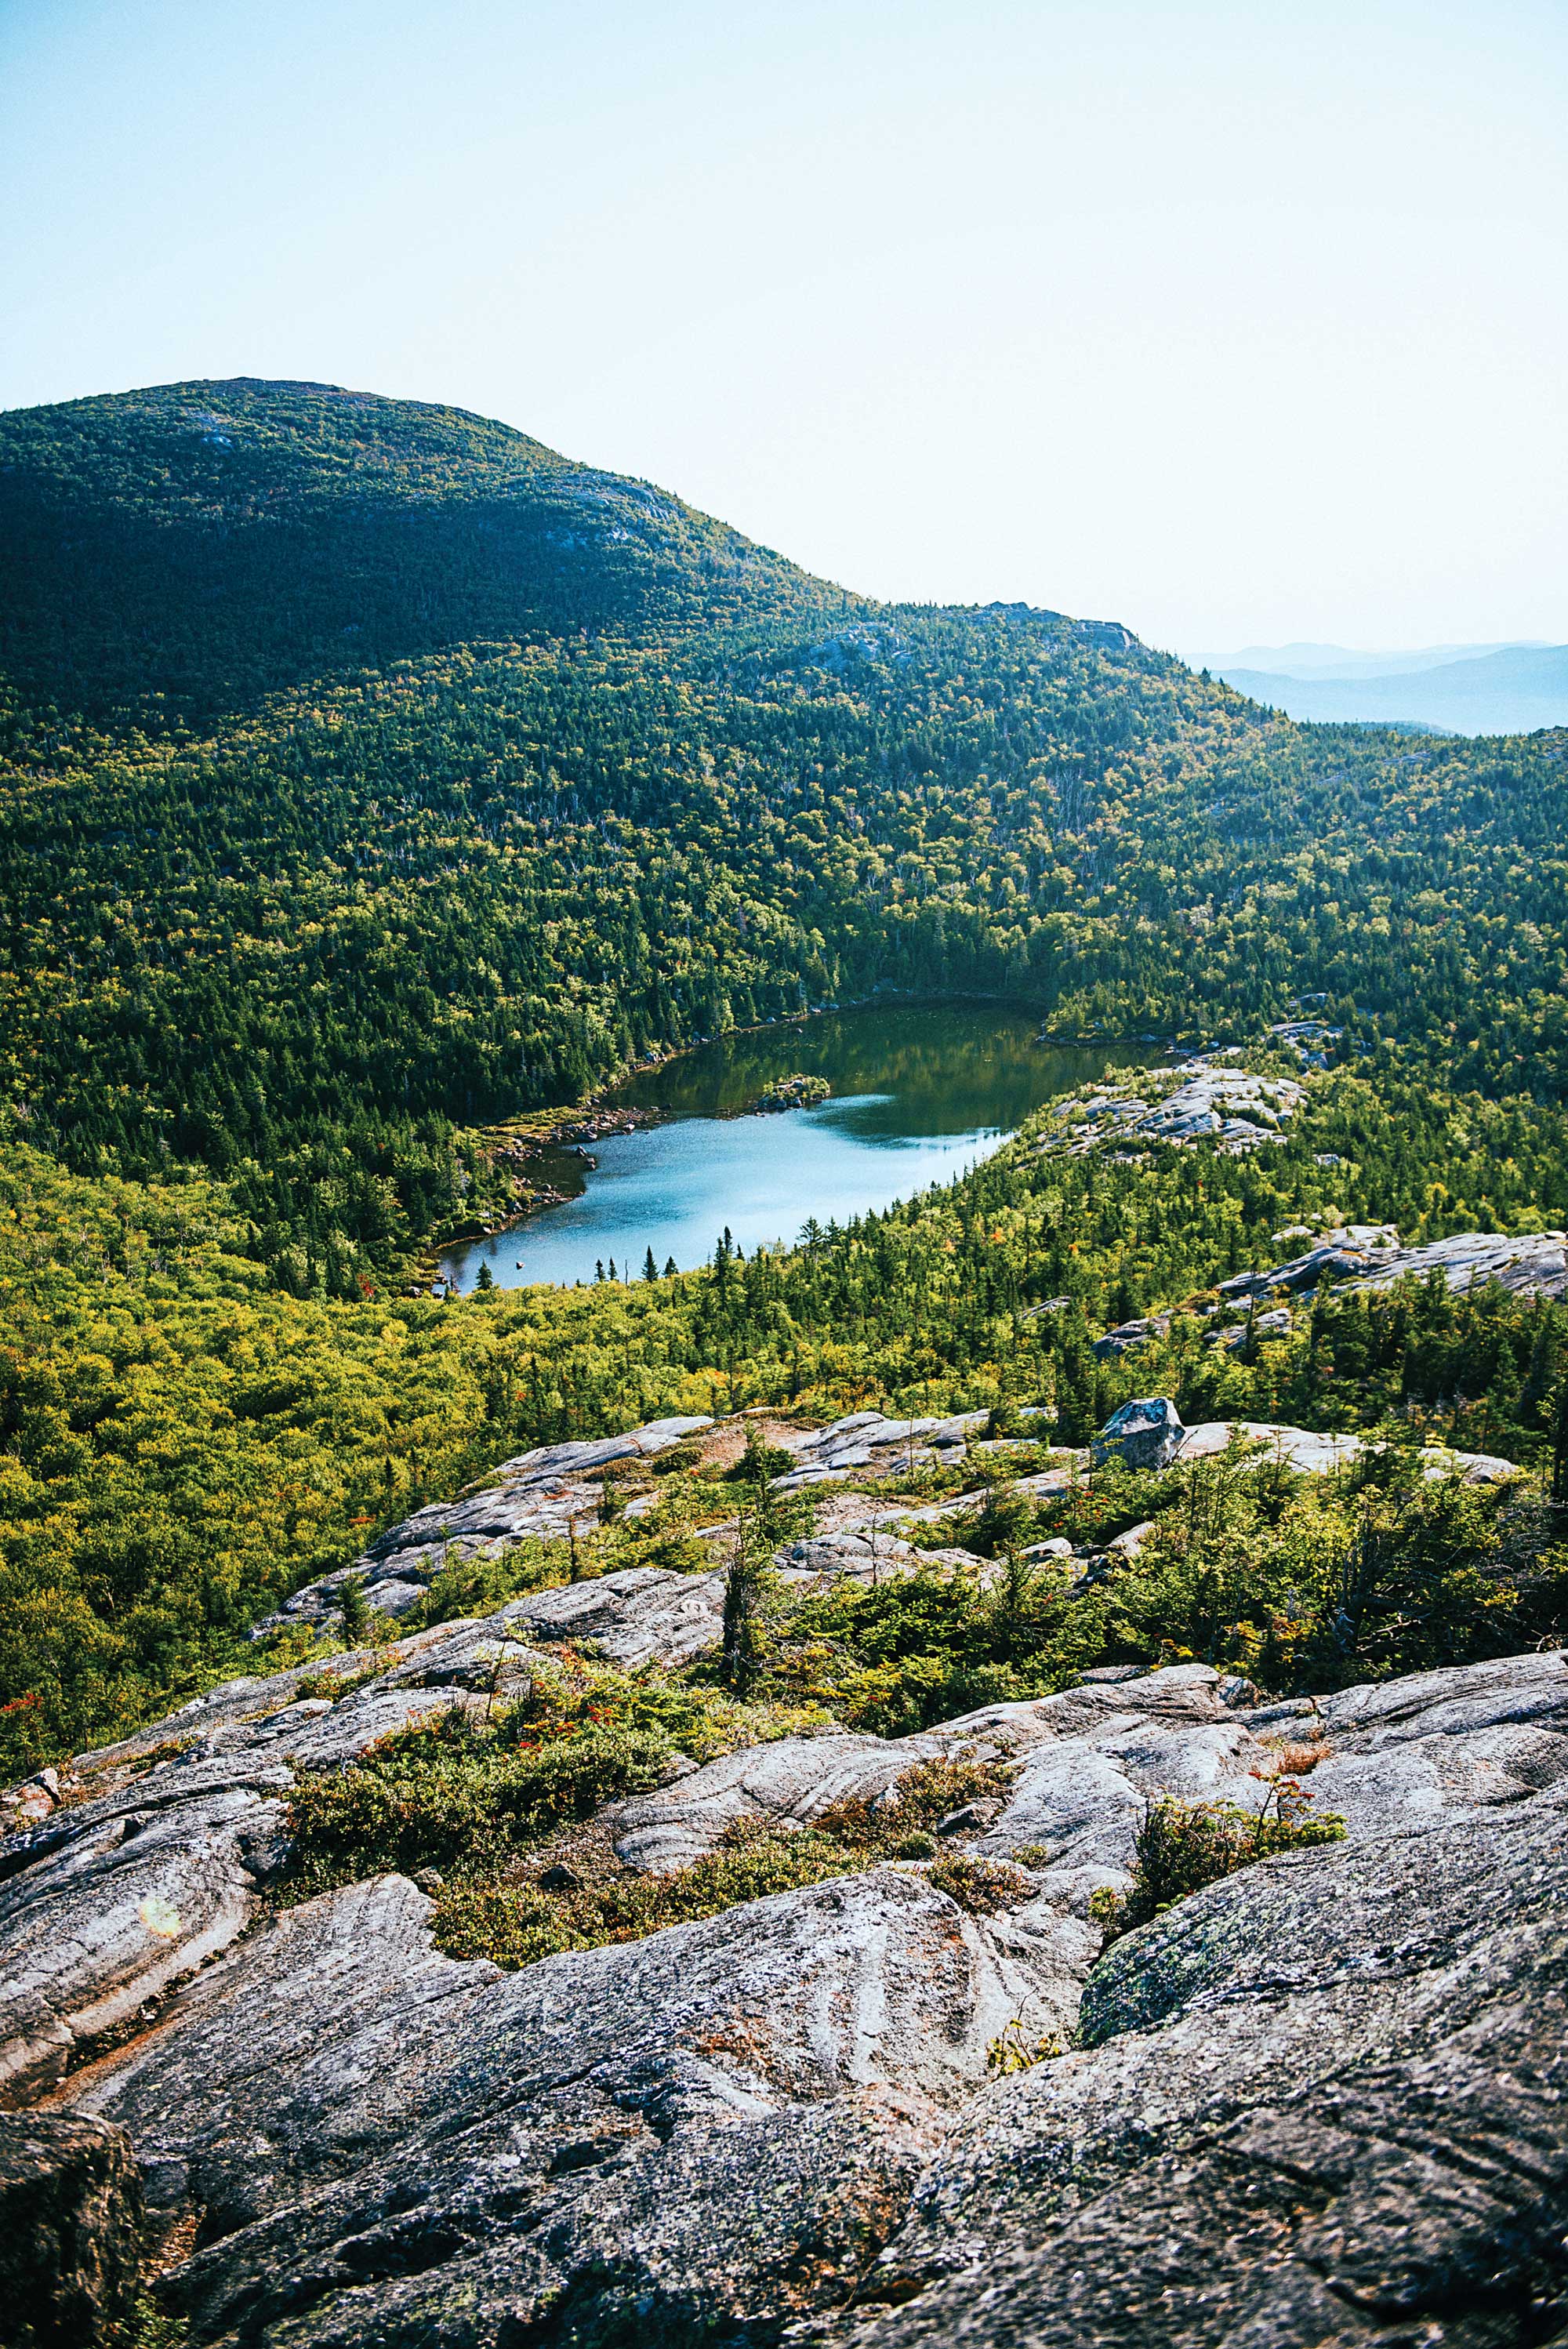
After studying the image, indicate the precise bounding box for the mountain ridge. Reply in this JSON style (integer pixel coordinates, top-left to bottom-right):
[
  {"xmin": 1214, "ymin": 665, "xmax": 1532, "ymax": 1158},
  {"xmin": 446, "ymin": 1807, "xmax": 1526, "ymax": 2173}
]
[
  {"xmin": 0, "ymin": 376, "xmax": 858, "ymax": 712},
  {"xmin": 1219, "ymin": 640, "xmax": 1568, "ymax": 735}
]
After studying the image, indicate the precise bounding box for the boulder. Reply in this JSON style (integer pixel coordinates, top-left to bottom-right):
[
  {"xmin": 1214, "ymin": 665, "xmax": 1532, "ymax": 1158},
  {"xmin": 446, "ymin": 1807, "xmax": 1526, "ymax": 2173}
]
[
  {"xmin": 1091, "ymin": 1316, "xmax": 1171, "ymax": 1360},
  {"xmin": 1091, "ymin": 1396, "xmax": 1184, "ymax": 1471},
  {"xmin": 0, "ymin": 2111, "xmax": 144, "ymax": 2348}
]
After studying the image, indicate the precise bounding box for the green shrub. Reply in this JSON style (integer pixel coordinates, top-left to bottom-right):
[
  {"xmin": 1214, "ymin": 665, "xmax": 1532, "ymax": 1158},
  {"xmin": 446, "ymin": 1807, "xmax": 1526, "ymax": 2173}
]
[
  {"xmin": 285, "ymin": 1704, "xmax": 672, "ymax": 1894},
  {"xmin": 724, "ymin": 1424, "xmax": 796, "ymax": 1485},
  {"xmin": 1091, "ymin": 1788, "xmax": 1346, "ymax": 1946},
  {"xmin": 927, "ymin": 1853, "xmax": 1033, "ymax": 1915},
  {"xmin": 431, "ymin": 1752, "xmax": 1018, "ymax": 1968},
  {"xmin": 283, "ymin": 1657, "xmax": 824, "ymax": 1897},
  {"xmin": 401, "ymin": 1536, "xmax": 572, "ymax": 1631}
]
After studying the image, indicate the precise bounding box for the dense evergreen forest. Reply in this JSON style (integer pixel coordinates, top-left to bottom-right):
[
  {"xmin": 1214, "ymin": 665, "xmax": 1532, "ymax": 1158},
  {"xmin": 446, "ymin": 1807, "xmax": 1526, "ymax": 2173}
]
[
  {"xmin": 0, "ymin": 377, "xmax": 1564, "ymax": 1770},
  {"xmin": 2, "ymin": 381, "xmax": 1564, "ymax": 1291}
]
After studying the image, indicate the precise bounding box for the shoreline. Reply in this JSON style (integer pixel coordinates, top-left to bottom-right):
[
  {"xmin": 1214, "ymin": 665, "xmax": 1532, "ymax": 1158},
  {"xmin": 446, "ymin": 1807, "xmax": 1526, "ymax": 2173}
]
[{"xmin": 418, "ymin": 1009, "xmax": 1181, "ymax": 1295}]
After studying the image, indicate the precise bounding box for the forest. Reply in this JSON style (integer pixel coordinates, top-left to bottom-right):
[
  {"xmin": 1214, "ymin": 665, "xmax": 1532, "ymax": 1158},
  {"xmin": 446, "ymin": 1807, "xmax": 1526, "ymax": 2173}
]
[
  {"xmin": 0, "ymin": 377, "xmax": 1564, "ymax": 1774},
  {"xmin": 1, "ymin": 1062, "xmax": 1563, "ymax": 1778},
  {"xmin": 1, "ymin": 383, "xmax": 1565, "ymax": 1293}
]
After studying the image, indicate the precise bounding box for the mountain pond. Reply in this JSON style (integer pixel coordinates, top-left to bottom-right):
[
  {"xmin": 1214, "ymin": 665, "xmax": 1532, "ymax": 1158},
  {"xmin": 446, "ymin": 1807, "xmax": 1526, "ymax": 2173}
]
[{"xmin": 438, "ymin": 1003, "xmax": 1165, "ymax": 1294}]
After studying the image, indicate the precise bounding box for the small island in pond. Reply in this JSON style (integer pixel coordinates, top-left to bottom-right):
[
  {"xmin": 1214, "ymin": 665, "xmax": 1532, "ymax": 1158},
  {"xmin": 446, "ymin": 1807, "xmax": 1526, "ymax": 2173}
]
[{"xmin": 753, "ymin": 1071, "xmax": 832, "ymax": 1112}]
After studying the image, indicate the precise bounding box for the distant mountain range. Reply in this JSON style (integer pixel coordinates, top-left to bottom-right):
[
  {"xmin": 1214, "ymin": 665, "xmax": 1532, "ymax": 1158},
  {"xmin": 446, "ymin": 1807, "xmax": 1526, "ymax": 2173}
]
[{"xmin": 1210, "ymin": 641, "xmax": 1568, "ymax": 735}]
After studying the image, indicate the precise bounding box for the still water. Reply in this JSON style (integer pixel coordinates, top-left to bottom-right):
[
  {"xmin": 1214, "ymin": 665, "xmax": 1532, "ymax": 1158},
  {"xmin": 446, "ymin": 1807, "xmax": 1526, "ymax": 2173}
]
[{"xmin": 441, "ymin": 1004, "xmax": 1159, "ymax": 1294}]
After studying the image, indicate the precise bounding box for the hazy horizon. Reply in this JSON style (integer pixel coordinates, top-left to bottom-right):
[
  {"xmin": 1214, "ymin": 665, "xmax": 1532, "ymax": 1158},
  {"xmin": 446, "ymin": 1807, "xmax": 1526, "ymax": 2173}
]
[{"xmin": 5, "ymin": 0, "xmax": 1563, "ymax": 654}]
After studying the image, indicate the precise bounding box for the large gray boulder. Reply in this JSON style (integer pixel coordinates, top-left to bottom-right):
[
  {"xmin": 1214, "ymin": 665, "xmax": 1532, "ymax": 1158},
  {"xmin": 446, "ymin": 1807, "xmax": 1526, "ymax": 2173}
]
[{"xmin": 1091, "ymin": 1396, "xmax": 1185, "ymax": 1471}]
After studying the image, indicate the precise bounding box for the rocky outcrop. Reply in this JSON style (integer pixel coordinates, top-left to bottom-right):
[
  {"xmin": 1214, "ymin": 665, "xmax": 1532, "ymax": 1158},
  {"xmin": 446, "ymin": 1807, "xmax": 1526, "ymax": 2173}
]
[
  {"xmin": 17, "ymin": 1650, "xmax": 1562, "ymax": 2347},
  {"xmin": 1040, "ymin": 1061, "xmax": 1304, "ymax": 1158},
  {"xmin": 4, "ymin": 1619, "xmax": 1564, "ymax": 2347},
  {"xmin": 1091, "ymin": 1313, "xmax": 1171, "ymax": 1359},
  {"xmin": 7, "ymin": 1390, "xmax": 1532, "ymax": 2115},
  {"xmin": 615, "ymin": 1650, "xmax": 1568, "ymax": 1897},
  {"xmin": 78, "ymin": 1868, "xmax": 1054, "ymax": 2347},
  {"xmin": 253, "ymin": 1417, "xmax": 714, "ymax": 1632},
  {"xmin": 0, "ymin": 2109, "xmax": 144, "ymax": 2347},
  {"xmin": 6, "ymin": 1378, "xmax": 1563, "ymax": 2347},
  {"xmin": 615, "ymin": 1663, "xmax": 1251, "ymax": 1878},
  {"xmin": 839, "ymin": 1680, "xmax": 1568, "ymax": 2348},
  {"xmin": 770, "ymin": 1410, "xmax": 1017, "ymax": 1488},
  {"xmin": 0, "ymin": 1654, "xmax": 484, "ymax": 2103},
  {"xmin": 1221, "ymin": 1224, "xmax": 1568, "ymax": 1306}
]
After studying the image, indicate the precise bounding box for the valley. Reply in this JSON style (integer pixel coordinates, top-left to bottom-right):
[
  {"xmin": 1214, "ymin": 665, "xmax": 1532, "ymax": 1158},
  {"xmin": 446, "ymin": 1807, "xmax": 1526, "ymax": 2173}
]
[{"xmin": 0, "ymin": 377, "xmax": 1564, "ymax": 2349}]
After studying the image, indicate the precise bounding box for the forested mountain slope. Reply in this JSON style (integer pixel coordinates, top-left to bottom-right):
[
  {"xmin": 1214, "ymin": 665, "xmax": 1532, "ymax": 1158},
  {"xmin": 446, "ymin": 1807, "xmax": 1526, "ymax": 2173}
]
[
  {"xmin": 0, "ymin": 376, "xmax": 847, "ymax": 710},
  {"xmin": 2, "ymin": 379, "xmax": 1565, "ymax": 1291},
  {"xmin": 0, "ymin": 379, "xmax": 1565, "ymax": 1893},
  {"xmin": 4, "ymin": 384, "xmax": 1566, "ymax": 2349}
]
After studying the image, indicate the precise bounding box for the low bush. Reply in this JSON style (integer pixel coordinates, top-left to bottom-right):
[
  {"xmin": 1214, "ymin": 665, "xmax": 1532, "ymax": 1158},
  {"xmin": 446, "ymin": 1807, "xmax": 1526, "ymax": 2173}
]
[
  {"xmin": 431, "ymin": 1752, "xmax": 1018, "ymax": 1968},
  {"xmin": 283, "ymin": 1656, "xmax": 826, "ymax": 1898},
  {"xmin": 1091, "ymin": 1785, "xmax": 1346, "ymax": 1945}
]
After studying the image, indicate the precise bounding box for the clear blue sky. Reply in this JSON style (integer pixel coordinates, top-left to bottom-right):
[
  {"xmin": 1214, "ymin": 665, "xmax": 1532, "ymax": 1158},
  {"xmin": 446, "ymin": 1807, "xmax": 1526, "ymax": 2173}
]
[{"xmin": 3, "ymin": 0, "xmax": 1564, "ymax": 658}]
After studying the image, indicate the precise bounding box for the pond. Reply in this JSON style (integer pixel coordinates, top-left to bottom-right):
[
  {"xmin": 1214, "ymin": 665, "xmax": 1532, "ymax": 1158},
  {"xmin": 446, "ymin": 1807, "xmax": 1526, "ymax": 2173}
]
[{"xmin": 439, "ymin": 1003, "xmax": 1163, "ymax": 1293}]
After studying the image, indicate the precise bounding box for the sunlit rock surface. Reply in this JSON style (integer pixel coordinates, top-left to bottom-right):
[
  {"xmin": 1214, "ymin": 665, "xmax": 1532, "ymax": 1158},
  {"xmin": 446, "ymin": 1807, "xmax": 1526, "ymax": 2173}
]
[{"xmin": 5, "ymin": 1398, "xmax": 1564, "ymax": 2346}]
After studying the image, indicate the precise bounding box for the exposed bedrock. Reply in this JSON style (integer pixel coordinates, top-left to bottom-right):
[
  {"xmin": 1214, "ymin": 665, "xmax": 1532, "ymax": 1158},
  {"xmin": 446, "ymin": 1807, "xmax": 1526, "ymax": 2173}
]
[
  {"xmin": 4, "ymin": 1390, "xmax": 1566, "ymax": 2347},
  {"xmin": 838, "ymin": 1784, "xmax": 1568, "ymax": 2349},
  {"xmin": 0, "ymin": 1649, "xmax": 1553, "ymax": 2345},
  {"xmin": 0, "ymin": 2108, "xmax": 146, "ymax": 2347},
  {"xmin": 78, "ymin": 1866, "xmax": 1056, "ymax": 2347}
]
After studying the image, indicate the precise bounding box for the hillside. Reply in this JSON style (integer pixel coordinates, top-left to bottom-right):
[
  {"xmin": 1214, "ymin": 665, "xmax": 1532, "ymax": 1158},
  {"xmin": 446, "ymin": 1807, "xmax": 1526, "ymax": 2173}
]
[
  {"xmin": 2, "ymin": 383, "xmax": 1566, "ymax": 2342},
  {"xmin": 2, "ymin": 382, "xmax": 1566, "ymax": 1297},
  {"xmin": 0, "ymin": 376, "xmax": 1564, "ymax": 1766},
  {"xmin": 5, "ymin": 1400, "xmax": 1567, "ymax": 2345},
  {"xmin": 0, "ymin": 377, "xmax": 849, "ymax": 712}
]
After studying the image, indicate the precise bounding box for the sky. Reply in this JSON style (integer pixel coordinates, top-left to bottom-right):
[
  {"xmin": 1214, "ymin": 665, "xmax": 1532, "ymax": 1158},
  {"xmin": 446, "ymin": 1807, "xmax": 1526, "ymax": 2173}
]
[{"xmin": 2, "ymin": 0, "xmax": 1565, "ymax": 661}]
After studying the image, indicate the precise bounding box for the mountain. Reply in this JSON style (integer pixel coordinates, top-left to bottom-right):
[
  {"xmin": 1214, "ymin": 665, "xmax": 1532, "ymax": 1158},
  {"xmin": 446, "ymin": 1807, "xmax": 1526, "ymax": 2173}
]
[
  {"xmin": 1218, "ymin": 641, "xmax": 1568, "ymax": 734},
  {"xmin": 2, "ymin": 384, "xmax": 1567, "ymax": 2349},
  {"xmin": 1212, "ymin": 639, "xmax": 1544, "ymax": 681},
  {"xmin": 0, "ymin": 377, "xmax": 1565, "ymax": 1293},
  {"xmin": 0, "ymin": 377, "xmax": 849, "ymax": 712}
]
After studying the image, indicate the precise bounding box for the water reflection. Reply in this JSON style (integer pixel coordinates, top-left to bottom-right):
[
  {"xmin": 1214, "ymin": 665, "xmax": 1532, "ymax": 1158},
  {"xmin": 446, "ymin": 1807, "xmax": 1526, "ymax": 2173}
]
[{"xmin": 441, "ymin": 1004, "xmax": 1160, "ymax": 1292}]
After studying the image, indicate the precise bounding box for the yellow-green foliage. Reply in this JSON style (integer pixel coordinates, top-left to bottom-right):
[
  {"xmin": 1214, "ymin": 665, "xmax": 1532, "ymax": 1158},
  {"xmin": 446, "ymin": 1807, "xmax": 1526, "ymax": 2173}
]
[
  {"xmin": 1090, "ymin": 1788, "xmax": 1348, "ymax": 1945},
  {"xmin": 428, "ymin": 1752, "xmax": 1021, "ymax": 1970},
  {"xmin": 2, "ymin": 1062, "xmax": 1566, "ymax": 1774},
  {"xmin": 284, "ymin": 1654, "xmax": 831, "ymax": 1903}
]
